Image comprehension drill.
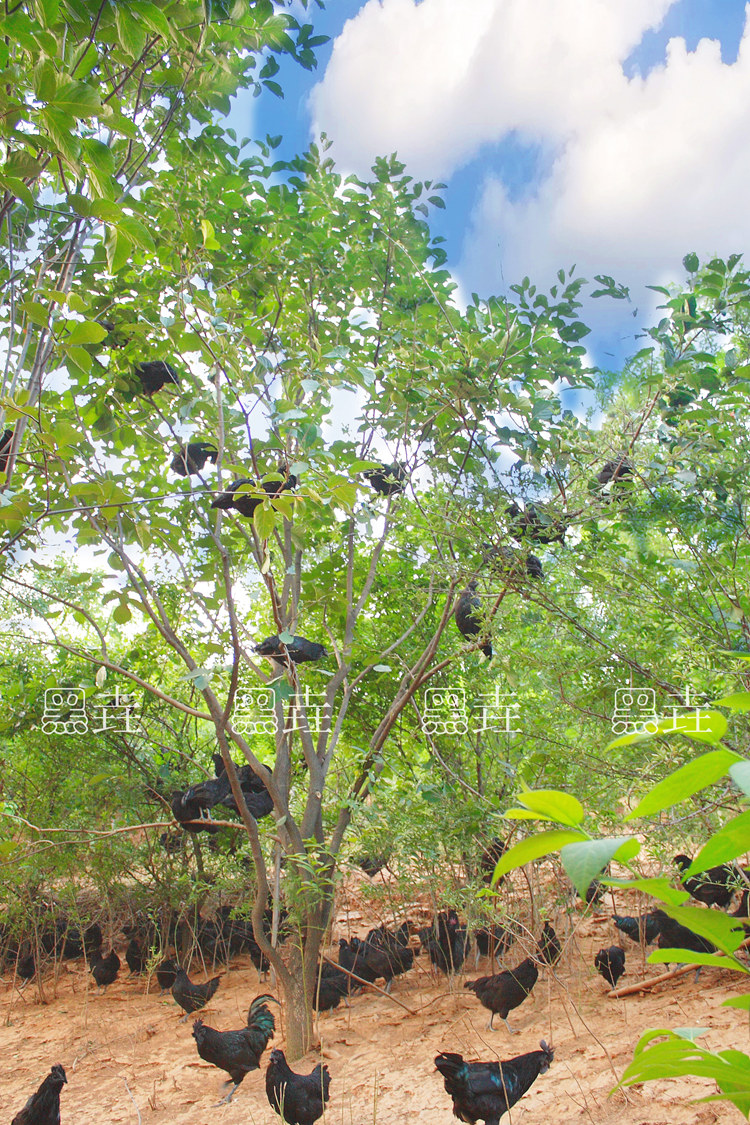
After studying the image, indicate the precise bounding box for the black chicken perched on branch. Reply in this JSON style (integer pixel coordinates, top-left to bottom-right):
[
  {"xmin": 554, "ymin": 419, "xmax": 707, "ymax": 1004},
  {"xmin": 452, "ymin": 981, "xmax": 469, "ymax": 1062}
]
[
  {"xmin": 507, "ymin": 501, "xmax": 566, "ymax": 545},
  {"xmin": 364, "ymin": 461, "xmax": 407, "ymax": 496},
  {"xmin": 170, "ymin": 441, "xmax": 218, "ymax": 476},
  {"xmin": 464, "ymin": 956, "xmax": 538, "ymax": 1032},
  {"xmin": 192, "ymin": 994, "xmax": 278, "ymax": 1105},
  {"xmin": 135, "ymin": 360, "xmax": 180, "ymax": 395},
  {"xmin": 266, "ymin": 1049, "xmax": 331, "ymax": 1125},
  {"xmin": 181, "ymin": 761, "xmax": 273, "ymax": 821},
  {"xmin": 481, "ymin": 543, "xmax": 544, "ymax": 582},
  {"xmin": 435, "ymin": 1041, "xmax": 553, "ymax": 1125},
  {"xmin": 454, "ymin": 581, "xmax": 492, "ymax": 658},
  {"xmin": 254, "ymin": 634, "xmax": 328, "ymax": 665},
  {"xmin": 211, "ymin": 473, "xmax": 297, "ymax": 518},
  {"xmin": 11, "ymin": 1064, "xmax": 67, "ymax": 1125}
]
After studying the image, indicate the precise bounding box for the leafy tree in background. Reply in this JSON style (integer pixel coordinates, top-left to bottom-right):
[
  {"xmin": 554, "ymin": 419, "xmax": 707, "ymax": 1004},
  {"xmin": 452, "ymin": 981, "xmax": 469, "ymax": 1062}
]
[{"xmin": 2, "ymin": 1, "xmax": 750, "ymax": 1064}]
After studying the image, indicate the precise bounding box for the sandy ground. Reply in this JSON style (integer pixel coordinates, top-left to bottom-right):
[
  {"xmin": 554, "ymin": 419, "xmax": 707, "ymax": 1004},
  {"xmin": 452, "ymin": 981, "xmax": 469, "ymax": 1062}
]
[{"xmin": 1, "ymin": 894, "xmax": 748, "ymax": 1125}]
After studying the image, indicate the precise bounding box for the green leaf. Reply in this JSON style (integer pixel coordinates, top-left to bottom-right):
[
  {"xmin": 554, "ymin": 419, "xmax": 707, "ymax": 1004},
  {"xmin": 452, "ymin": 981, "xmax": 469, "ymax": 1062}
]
[
  {"xmin": 491, "ymin": 829, "xmax": 588, "ymax": 884},
  {"xmin": 723, "ymin": 995, "xmax": 750, "ymax": 1010},
  {"xmin": 52, "ymin": 80, "xmax": 102, "ymax": 118},
  {"xmin": 683, "ymin": 252, "xmax": 700, "ymax": 273},
  {"xmin": 117, "ymin": 214, "xmax": 155, "ymax": 250},
  {"xmin": 714, "ymin": 692, "xmax": 750, "ymax": 712},
  {"xmin": 115, "ymin": 7, "xmax": 147, "ymax": 57},
  {"xmin": 730, "ymin": 762, "xmax": 750, "ymax": 798},
  {"xmin": 560, "ymin": 836, "xmax": 640, "ymax": 897},
  {"xmin": 112, "ymin": 602, "xmax": 132, "ymax": 624},
  {"xmin": 601, "ymin": 876, "xmax": 690, "ymax": 906},
  {"xmin": 200, "ymin": 218, "xmax": 220, "ymax": 250},
  {"xmin": 660, "ymin": 905, "xmax": 747, "ymax": 955},
  {"xmin": 648, "ymin": 950, "xmax": 747, "ymax": 970},
  {"xmin": 513, "ymin": 789, "xmax": 584, "ymax": 826},
  {"xmin": 63, "ymin": 320, "xmax": 109, "ymax": 346},
  {"xmin": 253, "ymin": 502, "xmax": 276, "ymax": 539},
  {"xmin": 625, "ymin": 749, "xmax": 742, "ymax": 820},
  {"xmin": 105, "ymin": 227, "xmax": 133, "ymax": 275},
  {"xmin": 688, "ymin": 811, "xmax": 750, "ymax": 874}
]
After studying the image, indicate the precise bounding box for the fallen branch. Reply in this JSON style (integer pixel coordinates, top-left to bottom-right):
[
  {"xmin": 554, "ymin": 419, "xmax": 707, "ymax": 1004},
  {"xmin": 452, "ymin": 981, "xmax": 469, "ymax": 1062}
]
[
  {"xmin": 609, "ymin": 964, "xmax": 699, "ymax": 997},
  {"xmin": 321, "ymin": 956, "xmax": 417, "ymax": 1015}
]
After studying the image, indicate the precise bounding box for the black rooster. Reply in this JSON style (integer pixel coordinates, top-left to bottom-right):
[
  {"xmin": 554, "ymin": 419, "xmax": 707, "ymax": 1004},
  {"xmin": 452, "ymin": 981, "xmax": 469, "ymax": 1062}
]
[
  {"xmin": 11, "ymin": 1064, "xmax": 67, "ymax": 1125},
  {"xmin": 125, "ymin": 938, "xmax": 146, "ymax": 975},
  {"xmin": 254, "ymin": 634, "xmax": 328, "ymax": 665},
  {"xmin": 473, "ymin": 923, "xmax": 514, "ymax": 965},
  {"xmin": 594, "ymin": 946, "xmax": 625, "ymax": 988},
  {"xmin": 613, "ymin": 911, "xmax": 662, "ymax": 945},
  {"xmin": 135, "ymin": 360, "xmax": 179, "ymax": 395},
  {"xmin": 365, "ymin": 921, "xmax": 416, "ymax": 982},
  {"xmin": 454, "ymin": 581, "xmax": 492, "ymax": 658},
  {"xmin": 192, "ymin": 994, "xmax": 278, "ymax": 1104},
  {"xmin": 172, "ymin": 966, "xmax": 221, "ymax": 1021},
  {"xmin": 538, "ymin": 922, "xmax": 561, "ymax": 966},
  {"xmin": 171, "ymin": 441, "xmax": 218, "ymax": 476},
  {"xmin": 364, "ymin": 461, "xmax": 407, "ymax": 496},
  {"xmin": 266, "ymin": 1048, "xmax": 331, "ymax": 1125},
  {"xmin": 435, "ymin": 1041, "xmax": 553, "ymax": 1124},
  {"xmin": 464, "ymin": 956, "xmax": 538, "ymax": 1032}
]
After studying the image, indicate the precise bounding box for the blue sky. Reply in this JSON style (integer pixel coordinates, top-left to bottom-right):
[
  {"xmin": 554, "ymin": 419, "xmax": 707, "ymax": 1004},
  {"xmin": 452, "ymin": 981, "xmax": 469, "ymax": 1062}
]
[{"xmin": 227, "ymin": 0, "xmax": 750, "ymax": 370}]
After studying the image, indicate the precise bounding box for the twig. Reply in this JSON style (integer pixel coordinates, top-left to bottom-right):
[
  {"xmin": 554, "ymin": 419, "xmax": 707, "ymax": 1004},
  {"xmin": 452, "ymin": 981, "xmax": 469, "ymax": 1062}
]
[
  {"xmin": 122, "ymin": 1078, "xmax": 142, "ymax": 1125},
  {"xmin": 320, "ymin": 957, "xmax": 417, "ymax": 1015},
  {"xmin": 609, "ymin": 964, "xmax": 698, "ymax": 997}
]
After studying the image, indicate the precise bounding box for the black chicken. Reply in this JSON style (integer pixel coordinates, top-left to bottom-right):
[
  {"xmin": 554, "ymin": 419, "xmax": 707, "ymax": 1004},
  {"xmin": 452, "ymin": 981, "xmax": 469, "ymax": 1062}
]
[
  {"xmin": 653, "ymin": 909, "xmax": 717, "ymax": 961},
  {"xmin": 364, "ymin": 461, "xmax": 407, "ymax": 496},
  {"xmin": 473, "ymin": 923, "xmax": 514, "ymax": 965},
  {"xmin": 125, "ymin": 938, "xmax": 146, "ymax": 975},
  {"xmin": 596, "ymin": 454, "xmax": 633, "ymax": 488},
  {"xmin": 507, "ymin": 501, "xmax": 566, "ymax": 545},
  {"xmin": 594, "ymin": 946, "xmax": 625, "ymax": 988},
  {"xmin": 479, "ymin": 838, "xmax": 508, "ymax": 885},
  {"xmin": 135, "ymin": 360, "xmax": 179, "ymax": 395},
  {"xmin": 481, "ymin": 543, "xmax": 544, "ymax": 582},
  {"xmin": 254, "ymin": 634, "xmax": 327, "ymax": 665},
  {"xmin": 435, "ymin": 1041, "xmax": 553, "ymax": 1124},
  {"xmin": 612, "ymin": 911, "xmax": 663, "ymax": 946},
  {"xmin": 674, "ymin": 854, "xmax": 742, "ymax": 908},
  {"xmin": 356, "ymin": 853, "xmax": 389, "ymax": 877},
  {"xmin": 538, "ymin": 922, "xmax": 561, "ymax": 966},
  {"xmin": 90, "ymin": 948, "xmax": 120, "ymax": 990},
  {"xmin": 172, "ymin": 966, "xmax": 222, "ymax": 1021},
  {"xmin": 155, "ymin": 957, "xmax": 179, "ymax": 993},
  {"xmin": 171, "ymin": 441, "xmax": 218, "ymax": 476},
  {"xmin": 11, "ymin": 1064, "xmax": 67, "ymax": 1125},
  {"xmin": 192, "ymin": 994, "xmax": 277, "ymax": 1104},
  {"xmin": 170, "ymin": 789, "xmax": 221, "ymax": 834},
  {"xmin": 464, "ymin": 956, "xmax": 538, "ymax": 1032},
  {"xmin": 266, "ymin": 1048, "xmax": 331, "ymax": 1125},
  {"xmin": 0, "ymin": 427, "xmax": 13, "ymax": 474},
  {"xmin": 455, "ymin": 581, "xmax": 492, "ymax": 658},
  {"xmin": 314, "ymin": 963, "xmax": 350, "ymax": 1011},
  {"xmin": 419, "ymin": 910, "xmax": 469, "ymax": 975},
  {"xmin": 211, "ymin": 473, "xmax": 297, "ymax": 518},
  {"xmin": 365, "ymin": 922, "xmax": 416, "ymax": 981}
]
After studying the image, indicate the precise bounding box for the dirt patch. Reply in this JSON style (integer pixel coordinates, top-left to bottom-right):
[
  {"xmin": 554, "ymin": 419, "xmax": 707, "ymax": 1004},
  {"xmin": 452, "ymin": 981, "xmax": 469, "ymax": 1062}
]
[{"xmin": 1, "ymin": 898, "xmax": 745, "ymax": 1124}]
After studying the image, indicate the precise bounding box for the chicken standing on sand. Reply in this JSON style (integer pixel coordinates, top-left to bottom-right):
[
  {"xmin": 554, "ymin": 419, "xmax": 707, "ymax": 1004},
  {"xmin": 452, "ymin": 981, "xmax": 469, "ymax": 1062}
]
[
  {"xmin": 435, "ymin": 1041, "xmax": 554, "ymax": 1124},
  {"xmin": 192, "ymin": 994, "xmax": 278, "ymax": 1104},
  {"xmin": 266, "ymin": 1048, "xmax": 331, "ymax": 1125},
  {"xmin": 171, "ymin": 966, "xmax": 221, "ymax": 1021},
  {"xmin": 464, "ymin": 957, "xmax": 539, "ymax": 1032}
]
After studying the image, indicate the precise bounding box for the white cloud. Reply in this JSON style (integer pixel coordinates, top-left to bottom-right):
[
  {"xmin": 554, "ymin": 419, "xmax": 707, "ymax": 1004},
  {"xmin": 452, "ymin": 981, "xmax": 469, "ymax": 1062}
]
[{"xmin": 310, "ymin": 0, "xmax": 750, "ymax": 334}]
